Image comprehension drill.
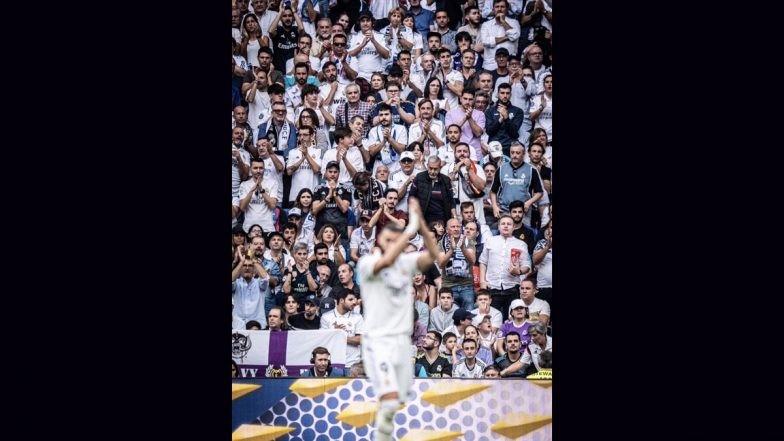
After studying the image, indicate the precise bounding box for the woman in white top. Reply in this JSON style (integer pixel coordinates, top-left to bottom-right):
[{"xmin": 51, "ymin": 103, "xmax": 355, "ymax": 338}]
[
  {"xmin": 315, "ymin": 224, "xmax": 347, "ymax": 264},
  {"xmin": 381, "ymin": 8, "xmax": 414, "ymax": 69},
  {"xmin": 293, "ymin": 188, "xmax": 317, "ymax": 236},
  {"xmin": 239, "ymin": 14, "xmax": 263, "ymax": 68},
  {"xmin": 529, "ymin": 73, "xmax": 553, "ymax": 145},
  {"xmin": 406, "ymin": 141, "xmax": 427, "ymax": 174},
  {"xmin": 402, "ymin": 14, "xmax": 423, "ymax": 60}
]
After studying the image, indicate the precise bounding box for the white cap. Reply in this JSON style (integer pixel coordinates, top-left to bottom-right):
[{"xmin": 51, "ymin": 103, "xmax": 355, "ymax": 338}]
[
  {"xmin": 401, "ymin": 151, "xmax": 416, "ymax": 161},
  {"xmin": 488, "ymin": 141, "xmax": 503, "ymax": 158},
  {"xmin": 509, "ymin": 299, "xmax": 527, "ymax": 313}
]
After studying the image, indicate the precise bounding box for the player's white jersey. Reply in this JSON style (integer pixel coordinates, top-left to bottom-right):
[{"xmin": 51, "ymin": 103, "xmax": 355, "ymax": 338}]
[{"xmin": 357, "ymin": 250, "xmax": 418, "ymax": 339}]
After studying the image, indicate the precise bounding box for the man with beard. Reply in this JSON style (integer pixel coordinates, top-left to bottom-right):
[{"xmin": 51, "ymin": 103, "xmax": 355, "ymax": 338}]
[
  {"xmin": 284, "ymin": 33, "xmax": 323, "ymax": 73},
  {"xmin": 433, "ymin": 10, "xmax": 456, "ymax": 52},
  {"xmin": 268, "ymin": 1, "xmax": 306, "ymax": 72},
  {"xmin": 245, "ymin": 68, "xmax": 271, "ymax": 133},
  {"xmin": 490, "ymin": 142, "xmax": 543, "ymax": 226},
  {"xmin": 322, "ymin": 126, "xmax": 366, "ymax": 185},
  {"xmin": 286, "ymin": 124, "xmax": 322, "ymax": 207},
  {"xmin": 480, "ymin": 0, "xmax": 520, "ymax": 71},
  {"xmin": 371, "ymin": 78, "xmax": 416, "ymax": 128},
  {"xmin": 333, "ymin": 83, "xmax": 373, "ymax": 137},
  {"xmin": 232, "ymin": 126, "xmax": 252, "ymax": 202},
  {"xmin": 369, "ymin": 188, "xmax": 407, "ymax": 231},
  {"xmin": 232, "ymin": 252, "xmax": 272, "ymax": 330},
  {"xmin": 408, "ymin": 99, "xmax": 445, "ymax": 157},
  {"xmin": 395, "ymin": 50, "xmax": 423, "ymax": 99},
  {"xmin": 495, "ymin": 331, "xmax": 526, "ymax": 377},
  {"xmin": 488, "ymin": 47, "xmax": 510, "ymax": 85},
  {"xmin": 437, "ymin": 218, "xmax": 477, "ymax": 309},
  {"xmin": 255, "ymin": 100, "xmax": 298, "ymax": 158},
  {"xmin": 389, "ymin": 151, "xmax": 417, "ymax": 213},
  {"xmin": 478, "ymin": 214, "xmax": 530, "ymax": 320},
  {"xmin": 485, "ymin": 83, "xmax": 524, "ymax": 154},
  {"xmin": 347, "ymin": 11, "xmax": 390, "ymax": 81},
  {"xmin": 242, "ymin": 48, "xmax": 285, "ymax": 93},
  {"xmin": 311, "ymin": 17, "xmax": 333, "ymax": 58},
  {"xmin": 264, "ymin": 231, "xmax": 293, "ymax": 301},
  {"xmin": 414, "ymin": 331, "xmax": 453, "ymax": 377},
  {"xmin": 508, "ymin": 199, "xmax": 536, "ymax": 258},
  {"xmin": 435, "ymin": 124, "xmax": 466, "ymax": 168},
  {"xmin": 285, "ymin": 62, "xmax": 317, "ymax": 110},
  {"xmin": 255, "ymin": 137, "xmax": 285, "ymax": 203},
  {"xmin": 320, "ymin": 289, "xmax": 365, "ymax": 376},
  {"xmin": 409, "ymin": 155, "xmax": 456, "ymax": 225},
  {"xmin": 435, "ymin": 48, "xmax": 463, "ymax": 109},
  {"xmin": 238, "ymin": 157, "xmax": 280, "ymax": 233},
  {"xmin": 313, "ymin": 161, "xmax": 350, "ymax": 238},
  {"xmin": 442, "ymin": 143, "xmax": 486, "ymax": 223},
  {"xmin": 366, "ymin": 103, "xmax": 408, "ymax": 176},
  {"xmin": 349, "ymin": 210, "xmax": 376, "ymax": 265},
  {"xmin": 321, "ymin": 33, "xmax": 359, "ymax": 85},
  {"xmin": 248, "ymin": 234, "xmax": 283, "ymax": 314},
  {"xmin": 301, "ymin": 346, "xmax": 345, "ymax": 377},
  {"xmin": 457, "ymin": 6, "xmax": 484, "ymax": 54},
  {"xmin": 445, "ymin": 89, "xmax": 485, "ymax": 159},
  {"xmin": 288, "ymin": 294, "xmax": 322, "ymax": 330},
  {"xmin": 318, "ymin": 62, "xmax": 347, "ymax": 136}
]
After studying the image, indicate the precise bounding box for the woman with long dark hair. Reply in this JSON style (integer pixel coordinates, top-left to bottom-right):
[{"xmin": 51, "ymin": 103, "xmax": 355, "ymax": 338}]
[
  {"xmin": 293, "ymin": 188, "xmax": 316, "ymax": 236},
  {"xmin": 239, "ymin": 14, "xmax": 262, "ymax": 68}
]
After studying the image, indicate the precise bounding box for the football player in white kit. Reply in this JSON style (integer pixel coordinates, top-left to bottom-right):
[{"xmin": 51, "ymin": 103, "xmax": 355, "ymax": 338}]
[{"xmin": 358, "ymin": 198, "xmax": 441, "ymax": 441}]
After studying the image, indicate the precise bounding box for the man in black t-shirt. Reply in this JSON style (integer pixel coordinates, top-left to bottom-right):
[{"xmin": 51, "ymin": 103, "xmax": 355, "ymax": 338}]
[
  {"xmin": 510, "ymin": 200, "xmax": 536, "ymax": 255},
  {"xmin": 267, "ymin": 3, "xmax": 305, "ymax": 72},
  {"xmin": 313, "ymin": 161, "xmax": 350, "ymax": 237},
  {"xmin": 413, "ymin": 331, "xmax": 453, "ymax": 377},
  {"xmin": 288, "ymin": 294, "xmax": 321, "ymax": 330}
]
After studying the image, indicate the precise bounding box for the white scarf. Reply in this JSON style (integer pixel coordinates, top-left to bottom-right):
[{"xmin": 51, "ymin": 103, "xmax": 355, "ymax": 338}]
[{"xmin": 377, "ymin": 125, "xmax": 399, "ymax": 165}]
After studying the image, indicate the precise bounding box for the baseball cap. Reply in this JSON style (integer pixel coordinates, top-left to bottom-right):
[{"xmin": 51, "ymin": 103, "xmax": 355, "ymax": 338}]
[
  {"xmin": 325, "ymin": 160, "xmax": 340, "ymax": 170},
  {"xmin": 288, "ymin": 207, "xmax": 302, "ymax": 218},
  {"xmin": 303, "ymin": 294, "xmax": 318, "ymax": 305},
  {"xmin": 509, "ymin": 299, "xmax": 528, "ymax": 311},
  {"xmin": 495, "ymin": 48, "xmax": 510, "ymax": 57},
  {"xmin": 488, "ymin": 141, "xmax": 503, "ymax": 158},
  {"xmin": 320, "ymin": 296, "xmax": 336, "ymax": 314},
  {"xmin": 453, "ymin": 308, "xmax": 477, "ymax": 322},
  {"xmin": 388, "ymin": 65, "xmax": 404, "ymax": 77},
  {"xmin": 360, "ymin": 209, "xmax": 373, "ymax": 220},
  {"xmin": 400, "ymin": 151, "xmax": 415, "ymax": 161}
]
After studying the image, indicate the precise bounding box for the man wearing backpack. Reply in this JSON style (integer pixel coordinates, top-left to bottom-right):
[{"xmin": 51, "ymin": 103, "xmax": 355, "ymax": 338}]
[{"xmin": 441, "ymin": 142, "xmax": 486, "ymax": 224}]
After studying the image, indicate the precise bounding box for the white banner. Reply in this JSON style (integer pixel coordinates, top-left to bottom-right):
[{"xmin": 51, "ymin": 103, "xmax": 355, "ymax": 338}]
[{"xmin": 232, "ymin": 329, "xmax": 347, "ymax": 377}]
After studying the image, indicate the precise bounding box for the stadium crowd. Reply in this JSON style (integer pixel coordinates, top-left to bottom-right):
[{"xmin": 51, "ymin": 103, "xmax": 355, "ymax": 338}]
[{"xmin": 232, "ymin": 0, "xmax": 553, "ymax": 379}]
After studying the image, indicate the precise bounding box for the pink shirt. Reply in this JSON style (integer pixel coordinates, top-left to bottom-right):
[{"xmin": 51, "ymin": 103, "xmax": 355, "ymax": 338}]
[{"xmin": 445, "ymin": 107, "xmax": 486, "ymax": 161}]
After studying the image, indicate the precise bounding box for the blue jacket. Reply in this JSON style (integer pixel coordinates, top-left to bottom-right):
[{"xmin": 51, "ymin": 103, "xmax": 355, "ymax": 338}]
[
  {"xmin": 485, "ymin": 102, "xmax": 525, "ymax": 153},
  {"xmin": 301, "ymin": 367, "xmax": 344, "ymax": 377},
  {"xmin": 255, "ymin": 121, "xmax": 298, "ymax": 158}
]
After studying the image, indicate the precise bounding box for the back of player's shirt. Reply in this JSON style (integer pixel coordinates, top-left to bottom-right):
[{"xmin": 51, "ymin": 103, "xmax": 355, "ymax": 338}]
[{"xmin": 358, "ymin": 250, "xmax": 418, "ymax": 339}]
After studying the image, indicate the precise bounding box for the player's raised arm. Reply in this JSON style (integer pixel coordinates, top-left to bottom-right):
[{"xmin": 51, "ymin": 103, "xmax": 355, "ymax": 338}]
[
  {"xmin": 369, "ymin": 199, "xmax": 424, "ymax": 275},
  {"xmin": 415, "ymin": 204, "xmax": 442, "ymax": 273}
]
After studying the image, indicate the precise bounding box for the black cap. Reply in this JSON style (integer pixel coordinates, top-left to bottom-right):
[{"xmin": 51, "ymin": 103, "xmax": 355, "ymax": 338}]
[
  {"xmin": 495, "ymin": 48, "xmax": 510, "ymax": 57},
  {"xmin": 453, "ymin": 308, "xmax": 477, "ymax": 322},
  {"xmin": 232, "ymin": 225, "xmax": 246, "ymax": 235},
  {"xmin": 325, "ymin": 160, "xmax": 340, "ymax": 170},
  {"xmin": 358, "ymin": 10, "xmax": 374, "ymax": 21},
  {"xmin": 303, "ymin": 294, "xmax": 318, "ymax": 305},
  {"xmin": 320, "ymin": 297, "xmax": 336, "ymax": 314},
  {"xmin": 360, "ymin": 209, "xmax": 373, "ymax": 219},
  {"xmin": 388, "ymin": 65, "xmax": 404, "ymax": 77}
]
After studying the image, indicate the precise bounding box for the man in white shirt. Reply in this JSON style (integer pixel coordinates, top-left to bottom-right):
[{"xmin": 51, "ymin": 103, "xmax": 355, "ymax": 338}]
[
  {"xmin": 256, "ymin": 137, "xmax": 285, "ymax": 203},
  {"xmin": 357, "ymin": 199, "xmax": 440, "ymax": 441},
  {"xmin": 318, "ymin": 61, "xmax": 347, "ymax": 135},
  {"xmin": 478, "ymin": 214, "xmax": 530, "ymax": 320},
  {"xmin": 322, "ymin": 126, "xmax": 366, "ymax": 186},
  {"xmin": 285, "ymin": 125, "xmax": 322, "ymax": 205},
  {"xmin": 452, "ymin": 338, "xmax": 487, "ymax": 378},
  {"xmin": 238, "ymin": 157, "xmax": 280, "ymax": 232},
  {"xmin": 441, "ymin": 143, "xmax": 486, "ymax": 223},
  {"xmin": 319, "ymin": 289, "xmax": 365, "ymax": 375},
  {"xmin": 365, "ymin": 103, "xmax": 408, "ymax": 176},
  {"xmin": 389, "ymin": 151, "xmax": 418, "ymax": 213},
  {"xmin": 480, "ymin": 0, "xmax": 521, "ymax": 71},
  {"xmin": 471, "ymin": 290, "xmax": 503, "ymax": 333},
  {"xmin": 232, "ymin": 253, "xmax": 271, "ymax": 330},
  {"xmin": 322, "ymin": 32, "xmax": 360, "ymax": 85},
  {"xmin": 349, "ymin": 209, "xmax": 376, "ymax": 264},
  {"xmin": 347, "ymin": 11, "xmax": 390, "ymax": 81},
  {"xmin": 408, "ymin": 99, "xmax": 445, "ymax": 156},
  {"xmin": 434, "ymin": 48, "xmax": 463, "ymax": 110}
]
